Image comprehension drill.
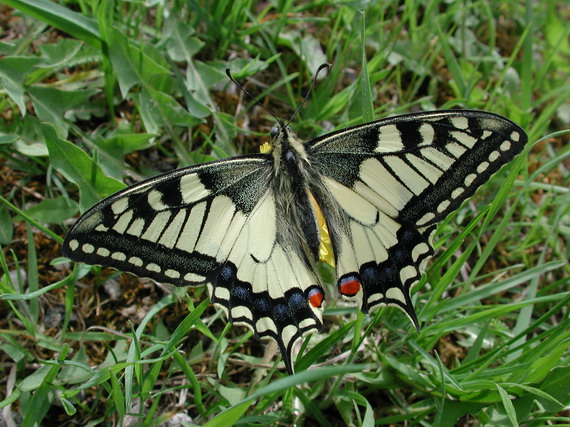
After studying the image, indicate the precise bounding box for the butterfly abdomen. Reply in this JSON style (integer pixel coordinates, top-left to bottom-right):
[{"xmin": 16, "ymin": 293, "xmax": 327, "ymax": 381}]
[{"xmin": 271, "ymin": 128, "xmax": 323, "ymax": 262}]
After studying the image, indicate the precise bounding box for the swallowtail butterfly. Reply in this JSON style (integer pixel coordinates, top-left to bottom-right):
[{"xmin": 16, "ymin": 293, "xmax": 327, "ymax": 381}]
[{"xmin": 63, "ymin": 69, "xmax": 527, "ymax": 373}]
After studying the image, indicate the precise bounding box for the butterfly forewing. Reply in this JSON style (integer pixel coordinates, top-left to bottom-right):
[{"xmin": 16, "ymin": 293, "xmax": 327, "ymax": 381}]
[
  {"xmin": 63, "ymin": 156, "xmax": 272, "ymax": 284},
  {"xmin": 309, "ymin": 110, "xmax": 527, "ymax": 318}
]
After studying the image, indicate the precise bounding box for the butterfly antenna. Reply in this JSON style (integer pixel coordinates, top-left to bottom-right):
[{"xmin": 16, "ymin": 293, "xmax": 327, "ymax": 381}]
[
  {"xmin": 285, "ymin": 63, "xmax": 331, "ymax": 128},
  {"xmin": 225, "ymin": 68, "xmax": 284, "ymax": 129}
]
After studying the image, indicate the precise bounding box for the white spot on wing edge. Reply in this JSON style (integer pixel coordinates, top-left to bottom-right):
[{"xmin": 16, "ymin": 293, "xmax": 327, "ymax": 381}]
[
  {"xmin": 386, "ymin": 287, "xmax": 406, "ymax": 303},
  {"xmin": 477, "ymin": 161, "xmax": 490, "ymax": 173},
  {"xmin": 451, "ymin": 116, "xmax": 469, "ymax": 129},
  {"xmin": 464, "ymin": 173, "xmax": 477, "ymax": 186},
  {"xmin": 255, "ymin": 316, "xmax": 277, "ymax": 334},
  {"xmin": 411, "ymin": 242, "xmax": 430, "ymax": 263},
  {"xmin": 165, "ymin": 269, "xmax": 180, "ymax": 279},
  {"xmin": 488, "ymin": 150, "xmax": 500, "ymax": 162},
  {"xmin": 510, "ymin": 131, "xmax": 520, "ymax": 142},
  {"xmin": 111, "ymin": 252, "xmax": 126, "ymax": 261},
  {"xmin": 82, "ymin": 243, "xmax": 94, "ymax": 254},
  {"xmin": 96, "ymin": 247, "xmax": 110, "ymax": 257},
  {"xmin": 69, "ymin": 239, "xmax": 79, "ymax": 251},
  {"xmin": 299, "ymin": 318, "xmax": 317, "ymax": 330},
  {"xmin": 231, "ymin": 306, "xmax": 253, "ymax": 321},
  {"xmin": 451, "ymin": 187, "xmax": 465, "ymax": 199},
  {"xmin": 437, "ymin": 200, "xmax": 451, "ymax": 213},
  {"xmin": 214, "ymin": 286, "xmax": 230, "ymax": 302},
  {"xmin": 281, "ymin": 324, "xmax": 299, "ymax": 349},
  {"xmin": 180, "ymin": 173, "xmax": 210, "ymax": 203},
  {"xmin": 184, "ymin": 272, "xmax": 206, "ymax": 283},
  {"xmin": 367, "ymin": 292, "xmax": 385, "ymax": 306},
  {"xmin": 417, "ymin": 212, "xmax": 435, "ymax": 226},
  {"xmin": 129, "ymin": 256, "xmax": 143, "ymax": 267},
  {"xmin": 146, "ymin": 263, "xmax": 161, "ymax": 273},
  {"xmin": 419, "ymin": 123, "xmax": 435, "ymax": 144},
  {"xmin": 500, "ymin": 141, "xmax": 512, "ymax": 151},
  {"xmin": 375, "ymin": 124, "xmax": 402, "ymax": 152},
  {"xmin": 111, "ymin": 198, "xmax": 129, "ymax": 215}
]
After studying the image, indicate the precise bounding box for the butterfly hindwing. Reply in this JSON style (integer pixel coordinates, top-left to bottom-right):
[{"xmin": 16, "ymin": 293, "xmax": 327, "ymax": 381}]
[
  {"xmin": 309, "ymin": 110, "xmax": 527, "ymax": 318},
  {"xmin": 208, "ymin": 190, "xmax": 324, "ymax": 373}
]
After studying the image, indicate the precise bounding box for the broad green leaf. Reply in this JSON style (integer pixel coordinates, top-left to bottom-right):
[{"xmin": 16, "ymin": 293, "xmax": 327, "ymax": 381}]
[
  {"xmin": 25, "ymin": 196, "xmax": 79, "ymax": 224},
  {"xmin": 145, "ymin": 86, "xmax": 203, "ymax": 127},
  {"xmin": 107, "ymin": 28, "xmax": 171, "ymax": 97},
  {"xmin": 278, "ymin": 31, "xmax": 327, "ymax": 76},
  {"xmin": 435, "ymin": 401, "xmax": 486, "ymax": 427},
  {"xmin": 165, "ymin": 21, "xmax": 205, "ymax": 62},
  {"xmin": 28, "ymin": 86, "xmax": 98, "ymax": 137},
  {"xmin": 0, "ymin": 56, "xmax": 42, "ymax": 115},
  {"xmin": 42, "ymin": 124, "xmax": 124, "ymax": 212},
  {"xmin": 217, "ymin": 384, "xmax": 247, "ymax": 406},
  {"xmin": 38, "ymin": 38, "xmax": 84, "ymax": 68},
  {"xmin": 93, "ymin": 133, "xmax": 156, "ymax": 180},
  {"xmin": 98, "ymin": 133, "xmax": 155, "ymax": 158},
  {"xmin": 195, "ymin": 61, "xmax": 227, "ymax": 89}
]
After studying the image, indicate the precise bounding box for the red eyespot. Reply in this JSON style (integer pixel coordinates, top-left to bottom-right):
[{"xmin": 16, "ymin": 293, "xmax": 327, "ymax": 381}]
[
  {"xmin": 307, "ymin": 287, "xmax": 324, "ymax": 308},
  {"xmin": 338, "ymin": 276, "xmax": 361, "ymax": 297}
]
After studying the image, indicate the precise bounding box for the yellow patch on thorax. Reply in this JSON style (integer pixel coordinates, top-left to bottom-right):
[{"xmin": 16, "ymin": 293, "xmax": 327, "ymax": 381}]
[{"xmin": 259, "ymin": 142, "xmax": 272, "ymax": 154}]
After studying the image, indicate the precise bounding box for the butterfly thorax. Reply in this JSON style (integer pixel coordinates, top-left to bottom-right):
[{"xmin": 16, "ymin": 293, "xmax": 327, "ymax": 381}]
[{"xmin": 269, "ymin": 127, "xmax": 321, "ymax": 262}]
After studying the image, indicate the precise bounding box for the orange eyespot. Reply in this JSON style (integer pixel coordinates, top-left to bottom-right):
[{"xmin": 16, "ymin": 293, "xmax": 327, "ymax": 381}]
[
  {"xmin": 338, "ymin": 276, "xmax": 361, "ymax": 297},
  {"xmin": 307, "ymin": 287, "xmax": 324, "ymax": 308}
]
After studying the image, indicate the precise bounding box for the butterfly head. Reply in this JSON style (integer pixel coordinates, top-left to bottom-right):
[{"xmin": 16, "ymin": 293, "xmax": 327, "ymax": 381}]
[{"xmin": 269, "ymin": 125, "xmax": 280, "ymax": 139}]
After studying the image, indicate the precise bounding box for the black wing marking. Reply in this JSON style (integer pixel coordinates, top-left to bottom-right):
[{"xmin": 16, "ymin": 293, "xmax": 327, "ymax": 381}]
[{"xmin": 309, "ymin": 110, "xmax": 527, "ymax": 319}]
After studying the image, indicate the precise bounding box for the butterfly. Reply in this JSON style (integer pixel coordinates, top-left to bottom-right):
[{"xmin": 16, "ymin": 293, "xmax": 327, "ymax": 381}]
[{"xmin": 62, "ymin": 68, "xmax": 527, "ymax": 374}]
